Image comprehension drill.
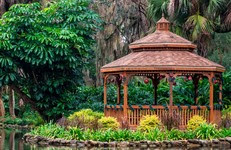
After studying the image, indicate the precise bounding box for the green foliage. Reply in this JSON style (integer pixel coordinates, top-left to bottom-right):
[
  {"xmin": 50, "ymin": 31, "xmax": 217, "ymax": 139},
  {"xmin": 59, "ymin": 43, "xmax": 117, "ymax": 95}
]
[
  {"xmin": 147, "ymin": 0, "xmax": 231, "ymax": 56},
  {"xmin": 30, "ymin": 122, "xmax": 70, "ymax": 139},
  {"xmin": 221, "ymin": 106, "xmax": 231, "ymax": 128},
  {"xmin": 98, "ymin": 117, "xmax": 120, "ymax": 130},
  {"xmin": 138, "ymin": 115, "xmax": 161, "ymax": 132},
  {"xmin": 193, "ymin": 123, "xmax": 220, "ymax": 140},
  {"xmin": 2, "ymin": 111, "xmax": 44, "ymax": 126},
  {"xmin": 67, "ymin": 109, "xmax": 103, "ymax": 129},
  {"xmin": 0, "ymin": 0, "xmax": 101, "ymax": 119},
  {"xmin": 187, "ymin": 115, "xmax": 206, "ymax": 131},
  {"xmin": 30, "ymin": 123, "xmax": 231, "ymax": 142}
]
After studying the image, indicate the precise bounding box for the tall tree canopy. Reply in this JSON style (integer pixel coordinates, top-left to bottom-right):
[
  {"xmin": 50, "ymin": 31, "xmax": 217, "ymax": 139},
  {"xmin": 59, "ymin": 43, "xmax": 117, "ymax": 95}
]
[
  {"xmin": 148, "ymin": 0, "xmax": 231, "ymax": 56},
  {"xmin": 0, "ymin": 0, "xmax": 101, "ymax": 119}
]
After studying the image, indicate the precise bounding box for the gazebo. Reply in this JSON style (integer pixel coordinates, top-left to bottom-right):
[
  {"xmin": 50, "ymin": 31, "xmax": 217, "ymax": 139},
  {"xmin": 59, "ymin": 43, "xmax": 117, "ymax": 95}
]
[{"xmin": 101, "ymin": 16, "xmax": 225, "ymax": 129}]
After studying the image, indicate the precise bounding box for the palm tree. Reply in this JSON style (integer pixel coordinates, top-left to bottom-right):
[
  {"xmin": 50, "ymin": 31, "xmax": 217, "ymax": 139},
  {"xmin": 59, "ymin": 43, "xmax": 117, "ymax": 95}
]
[{"xmin": 147, "ymin": 0, "xmax": 231, "ymax": 57}]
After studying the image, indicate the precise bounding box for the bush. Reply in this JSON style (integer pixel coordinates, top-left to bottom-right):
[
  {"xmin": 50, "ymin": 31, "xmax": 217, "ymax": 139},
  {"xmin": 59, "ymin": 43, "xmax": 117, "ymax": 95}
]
[
  {"xmin": 187, "ymin": 115, "xmax": 206, "ymax": 131},
  {"xmin": 221, "ymin": 106, "xmax": 231, "ymax": 128},
  {"xmin": 98, "ymin": 117, "xmax": 120, "ymax": 130},
  {"xmin": 193, "ymin": 123, "xmax": 220, "ymax": 140},
  {"xmin": 67, "ymin": 109, "xmax": 103, "ymax": 129},
  {"xmin": 138, "ymin": 115, "xmax": 161, "ymax": 132},
  {"xmin": 30, "ymin": 122, "xmax": 70, "ymax": 139},
  {"xmin": 30, "ymin": 122, "xmax": 231, "ymax": 142}
]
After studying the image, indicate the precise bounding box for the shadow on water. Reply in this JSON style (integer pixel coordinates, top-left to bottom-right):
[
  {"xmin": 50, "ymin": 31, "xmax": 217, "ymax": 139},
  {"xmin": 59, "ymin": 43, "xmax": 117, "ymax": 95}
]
[{"xmin": 0, "ymin": 128, "xmax": 226, "ymax": 150}]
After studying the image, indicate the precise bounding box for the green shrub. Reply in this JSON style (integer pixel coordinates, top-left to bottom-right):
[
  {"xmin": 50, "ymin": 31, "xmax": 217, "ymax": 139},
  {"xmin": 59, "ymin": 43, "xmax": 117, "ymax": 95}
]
[
  {"xmin": 138, "ymin": 115, "xmax": 161, "ymax": 132},
  {"xmin": 30, "ymin": 122, "xmax": 70, "ymax": 139},
  {"xmin": 30, "ymin": 122, "xmax": 231, "ymax": 142},
  {"xmin": 67, "ymin": 109, "xmax": 103, "ymax": 129},
  {"xmin": 98, "ymin": 116, "xmax": 120, "ymax": 130},
  {"xmin": 221, "ymin": 106, "xmax": 231, "ymax": 128},
  {"xmin": 193, "ymin": 123, "xmax": 220, "ymax": 140},
  {"xmin": 187, "ymin": 115, "xmax": 206, "ymax": 131}
]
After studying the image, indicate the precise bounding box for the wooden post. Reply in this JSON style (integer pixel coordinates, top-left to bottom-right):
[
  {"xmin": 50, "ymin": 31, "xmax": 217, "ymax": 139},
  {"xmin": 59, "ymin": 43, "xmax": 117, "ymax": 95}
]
[
  {"xmin": 168, "ymin": 74, "xmax": 174, "ymax": 116},
  {"xmin": 193, "ymin": 76, "xmax": 199, "ymax": 105},
  {"xmin": 151, "ymin": 74, "xmax": 159, "ymax": 105},
  {"xmin": 123, "ymin": 75, "xmax": 129, "ymax": 121},
  {"xmin": 219, "ymin": 81, "xmax": 222, "ymax": 105},
  {"xmin": 169, "ymin": 81, "xmax": 173, "ymax": 106},
  {"xmin": 103, "ymin": 76, "xmax": 107, "ymax": 106},
  {"xmin": 209, "ymin": 73, "xmax": 214, "ymax": 123},
  {"xmin": 116, "ymin": 76, "xmax": 121, "ymax": 104}
]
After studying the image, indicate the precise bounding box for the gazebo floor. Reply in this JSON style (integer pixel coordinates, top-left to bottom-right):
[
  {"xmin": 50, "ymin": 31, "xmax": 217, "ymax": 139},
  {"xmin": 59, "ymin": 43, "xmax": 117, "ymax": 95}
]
[{"xmin": 105, "ymin": 105, "xmax": 222, "ymax": 129}]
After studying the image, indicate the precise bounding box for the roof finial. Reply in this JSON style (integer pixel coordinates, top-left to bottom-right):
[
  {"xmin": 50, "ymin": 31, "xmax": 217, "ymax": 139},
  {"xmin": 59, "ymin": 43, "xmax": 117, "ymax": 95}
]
[{"xmin": 156, "ymin": 14, "xmax": 170, "ymax": 31}]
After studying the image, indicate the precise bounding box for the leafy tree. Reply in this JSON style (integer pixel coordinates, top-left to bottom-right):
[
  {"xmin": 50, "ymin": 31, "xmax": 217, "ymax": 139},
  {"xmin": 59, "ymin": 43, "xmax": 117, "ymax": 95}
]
[
  {"xmin": 147, "ymin": 0, "xmax": 231, "ymax": 56},
  {"xmin": 0, "ymin": 0, "xmax": 101, "ymax": 120}
]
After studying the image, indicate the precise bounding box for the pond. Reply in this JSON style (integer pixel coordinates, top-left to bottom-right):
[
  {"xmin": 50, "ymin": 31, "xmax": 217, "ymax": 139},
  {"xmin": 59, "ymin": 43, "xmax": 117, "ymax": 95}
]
[{"xmin": 0, "ymin": 128, "xmax": 79, "ymax": 150}]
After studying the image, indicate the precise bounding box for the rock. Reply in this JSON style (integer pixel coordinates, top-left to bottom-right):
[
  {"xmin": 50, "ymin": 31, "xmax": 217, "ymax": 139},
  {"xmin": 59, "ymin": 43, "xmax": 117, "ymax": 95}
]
[
  {"xmin": 60, "ymin": 139, "xmax": 70, "ymax": 145},
  {"xmin": 171, "ymin": 140, "xmax": 183, "ymax": 147},
  {"xmin": 218, "ymin": 138, "xmax": 226, "ymax": 141},
  {"xmin": 212, "ymin": 139, "xmax": 219, "ymax": 144},
  {"xmin": 139, "ymin": 141, "xmax": 148, "ymax": 149},
  {"xmin": 198, "ymin": 140, "xmax": 210, "ymax": 147},
  {"xmin": 118, "ymin": 141, "xmax": 129, "ymax": 147},
  {"xmin": 148, "ymin": 141, "xmax": 158, "ymax": 148},
  {"xmin": 109, "ymin": 141, "xmax": 117, "ymax": 147},
  {"xmin": 128, "ymin": 141, "xmax": 136, "ymax": 147},
  {"xmin": 87, "ymin": 140, "xmax": 98, "ymax": 147},
  {"xmin": 27, "ymin": 137, "xmax": 38, "ymax": 144},
  {"xmin": 48, "ymin": 138, "xmax": 62, "ymax": 146},
  {"xmin": 187, "ymin": 143, "xmax": 201, "ymax": 149},
  {"xmin": 178, "ymin": 140, "xmax": 188, "ymax": 147},
  {"xmin": 69, "ymin": 140, "xmax": 77, "ymax": 146},
  {"xmin": 212, "ymin": 139, "xmax": 220, "ymax": 148},
  {"xmin": 161, "ymin": 140, "xmax": 171, "ymax": 148},
  {"xmin": 134, "ymin": 141, "xmax": 140, "ymax": 147},
  {"xmin": 188, "ymin": 139, "xmax": 200, "ymax": 144},
  {"xmin": 226, "ymin": 137, "xmax": 231, "ymax": 143},
  {"xmin": 104, "ymin": 142, "xmax": 109, "ymax": 147},
  {"xmin": 77, "ymin": 141, "xmax": 85, "ymax": 148},
  {"xmin": 38, "ymin": 138, "xmax": 49, "ymax": 146}
]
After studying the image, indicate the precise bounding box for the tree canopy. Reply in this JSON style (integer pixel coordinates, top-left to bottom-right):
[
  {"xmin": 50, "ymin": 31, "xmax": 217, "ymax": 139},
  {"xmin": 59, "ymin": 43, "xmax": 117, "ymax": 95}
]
[
  {"xmin": 148, "ymin": 0, "xmax": 231, "ymax": 56},
  {"xmin": 0, "ymin": 0, "xmax": 101, "ymax": 119}
]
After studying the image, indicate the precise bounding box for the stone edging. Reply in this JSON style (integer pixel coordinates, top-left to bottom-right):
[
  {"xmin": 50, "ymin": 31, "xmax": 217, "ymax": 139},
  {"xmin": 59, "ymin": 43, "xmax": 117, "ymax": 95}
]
[
  {"xmin": 23, "ymin": 134, "xmax": 231, "ymax": 149},
  {"xmin": 0, "ymin": 124, "xmax": 32, "ymax": 130}
]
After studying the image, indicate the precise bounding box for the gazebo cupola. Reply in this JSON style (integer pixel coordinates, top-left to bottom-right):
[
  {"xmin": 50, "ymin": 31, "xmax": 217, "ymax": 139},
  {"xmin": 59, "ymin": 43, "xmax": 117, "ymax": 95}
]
[{"xmin": 101, "ymin": 16, "xmax": 225, "ymax": 129}]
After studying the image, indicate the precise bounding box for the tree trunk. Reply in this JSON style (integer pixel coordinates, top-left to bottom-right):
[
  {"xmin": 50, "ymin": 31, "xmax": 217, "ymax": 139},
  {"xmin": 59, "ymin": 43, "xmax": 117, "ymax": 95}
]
[
  {"xmin": 9, "ymin": 88, "xmax": 16, "ymax": 119},
  {"xmin": 0, "ymin": 89, "xmax": 5, "ymax": 117}
]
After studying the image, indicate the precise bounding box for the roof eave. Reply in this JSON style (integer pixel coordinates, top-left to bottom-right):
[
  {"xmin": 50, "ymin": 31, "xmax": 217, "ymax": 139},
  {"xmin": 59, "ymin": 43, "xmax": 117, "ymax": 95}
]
[
  {"xmin": 129, "ymin": 43, "xmax": 197, "ymax": 49},
  {"xmin": 101, "ymin": 66, "xmax": 225, "ymax": 73}
]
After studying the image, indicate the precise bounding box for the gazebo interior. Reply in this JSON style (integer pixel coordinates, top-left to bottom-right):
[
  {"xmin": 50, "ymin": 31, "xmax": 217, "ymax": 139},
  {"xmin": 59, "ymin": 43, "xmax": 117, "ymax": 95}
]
[{"xmin": 101, "ymin": 16, "xmax": 225, "ymax": 129}]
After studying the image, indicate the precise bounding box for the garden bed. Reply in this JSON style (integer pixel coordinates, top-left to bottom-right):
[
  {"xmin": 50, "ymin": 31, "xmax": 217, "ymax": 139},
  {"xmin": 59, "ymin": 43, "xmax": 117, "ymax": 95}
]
[{"xmin": 23, "ymin": 134, "xmax": 231, "ymax": 149}]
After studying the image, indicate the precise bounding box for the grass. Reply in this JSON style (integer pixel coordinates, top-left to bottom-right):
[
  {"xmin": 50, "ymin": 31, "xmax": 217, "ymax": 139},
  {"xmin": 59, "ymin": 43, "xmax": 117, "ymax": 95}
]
[{"xmin": 29, "ymin": 122, "xmax": 231, "ymax": 142}]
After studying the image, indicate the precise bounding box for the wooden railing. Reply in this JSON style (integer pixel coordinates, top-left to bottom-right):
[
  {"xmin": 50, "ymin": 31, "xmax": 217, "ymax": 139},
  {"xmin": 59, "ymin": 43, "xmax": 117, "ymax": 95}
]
[
  {"xmin": 105, "ymin": 105, "xmax": 221, "ymax": 129},
  {"xmin": 127, "ymin": 105, "xmax": 209, "ymax": 129}
]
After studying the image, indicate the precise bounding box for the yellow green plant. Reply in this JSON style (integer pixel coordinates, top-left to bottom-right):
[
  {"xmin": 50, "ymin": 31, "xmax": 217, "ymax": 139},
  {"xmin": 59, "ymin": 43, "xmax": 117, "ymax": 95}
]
[
  {"xmin": 67, "ymin": 109, "xmax": 103, "ymax": 129},
  {"xmin": 187, "ymin": 115, "xmax": 206, "ymax": 131},
  {"xmin": 138, "ymin": 115, "xmax": 161, "ymax": 132},
  {"xmin": 98, "ymin": 116, "xmax": 120, "ymax": 130}
]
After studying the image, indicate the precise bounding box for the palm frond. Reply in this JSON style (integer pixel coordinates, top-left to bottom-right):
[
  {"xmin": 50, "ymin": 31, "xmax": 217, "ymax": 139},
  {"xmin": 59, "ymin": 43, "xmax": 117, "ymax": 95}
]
[{"xmin": 186, "ymin": 12, "xmax": 214, "ymax": 41}]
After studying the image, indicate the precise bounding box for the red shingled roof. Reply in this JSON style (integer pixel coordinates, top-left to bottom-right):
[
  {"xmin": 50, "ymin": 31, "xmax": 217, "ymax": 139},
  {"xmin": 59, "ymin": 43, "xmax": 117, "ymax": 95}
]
[
  {"xmin": 101, "ymin": 51, "xmax": 225, "ymax": 72},
  {"xmin": 101, "ymin": 17, "xmax": 225, "ymax": 73}
]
